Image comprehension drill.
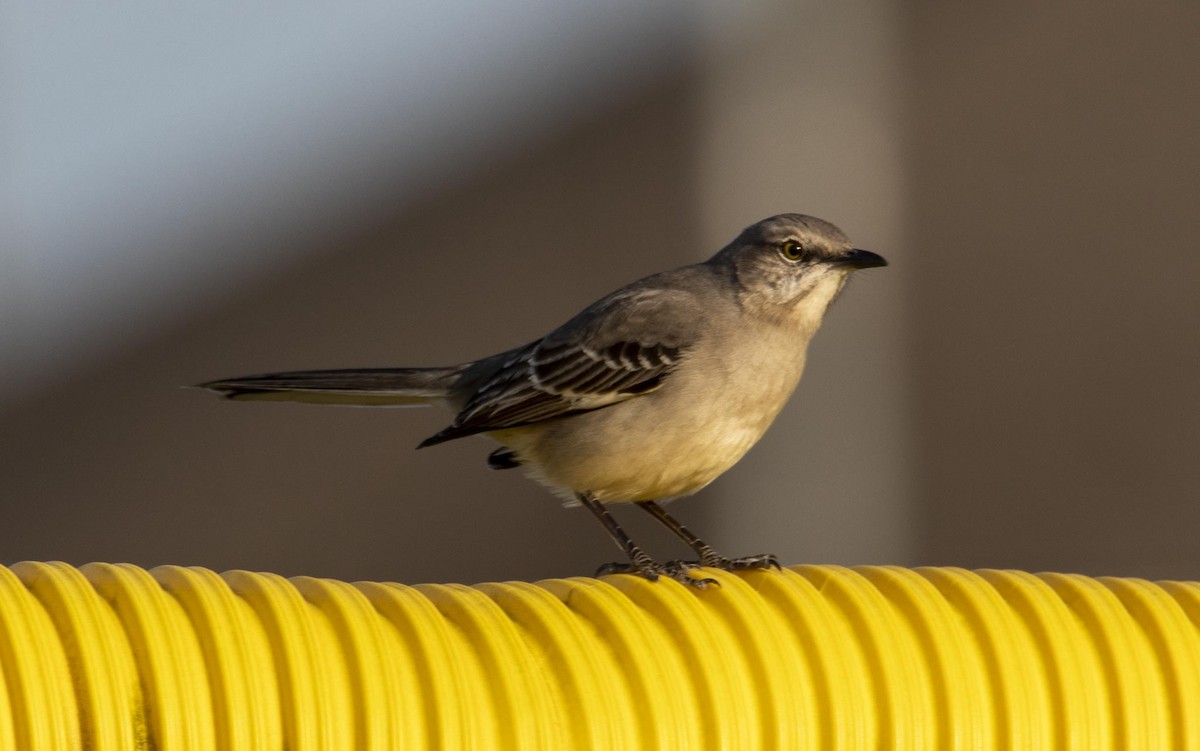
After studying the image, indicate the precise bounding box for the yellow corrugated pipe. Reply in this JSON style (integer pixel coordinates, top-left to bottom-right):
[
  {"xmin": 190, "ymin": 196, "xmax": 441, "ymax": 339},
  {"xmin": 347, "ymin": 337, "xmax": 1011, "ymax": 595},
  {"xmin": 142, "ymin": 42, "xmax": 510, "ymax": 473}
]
[{"xmin": 2, "ymin": 563, "xmax": 1199, "ymax": 749}]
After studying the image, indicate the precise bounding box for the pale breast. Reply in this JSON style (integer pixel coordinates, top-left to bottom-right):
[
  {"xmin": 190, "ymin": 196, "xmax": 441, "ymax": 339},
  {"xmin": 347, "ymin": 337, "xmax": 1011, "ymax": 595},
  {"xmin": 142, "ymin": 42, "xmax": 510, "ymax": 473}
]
[{"xmin": 496, "ymin": 320, "xmax": 811, "ymax": 503}]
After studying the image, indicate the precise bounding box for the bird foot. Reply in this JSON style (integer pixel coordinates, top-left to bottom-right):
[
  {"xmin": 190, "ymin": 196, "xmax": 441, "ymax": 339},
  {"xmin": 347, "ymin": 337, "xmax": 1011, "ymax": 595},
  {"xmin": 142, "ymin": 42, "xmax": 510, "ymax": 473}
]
[
  {"xmin": 694, "ymin": 552, "xmax": 781, "ymax": 571},
  {"xmin": 595, "ymin": 558, "xmax": 718, "ymax": 589}
]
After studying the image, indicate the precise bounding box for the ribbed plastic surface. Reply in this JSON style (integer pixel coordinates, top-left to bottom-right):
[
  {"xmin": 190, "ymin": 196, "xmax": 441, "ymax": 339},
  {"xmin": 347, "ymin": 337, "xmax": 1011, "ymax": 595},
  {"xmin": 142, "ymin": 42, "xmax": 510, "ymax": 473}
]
[{"xmin": 2, "ymin": 562, "xmax": 1199, "ymax": 749}]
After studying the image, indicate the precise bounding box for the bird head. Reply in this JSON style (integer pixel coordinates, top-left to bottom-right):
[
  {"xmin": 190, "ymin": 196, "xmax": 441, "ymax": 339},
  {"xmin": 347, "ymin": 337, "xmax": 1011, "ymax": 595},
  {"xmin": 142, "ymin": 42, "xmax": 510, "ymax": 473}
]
[{"xmin": 711, "ymin": 213, "xmax": 886, "ymax": 327}]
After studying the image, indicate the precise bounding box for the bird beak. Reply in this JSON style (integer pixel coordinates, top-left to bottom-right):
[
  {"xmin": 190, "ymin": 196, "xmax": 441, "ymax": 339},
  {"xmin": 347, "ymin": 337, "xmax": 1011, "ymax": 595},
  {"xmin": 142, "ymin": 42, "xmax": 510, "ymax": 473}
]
[{"xmin": 834, "ymin": 248, "xmax": 888, "ymax": 269}]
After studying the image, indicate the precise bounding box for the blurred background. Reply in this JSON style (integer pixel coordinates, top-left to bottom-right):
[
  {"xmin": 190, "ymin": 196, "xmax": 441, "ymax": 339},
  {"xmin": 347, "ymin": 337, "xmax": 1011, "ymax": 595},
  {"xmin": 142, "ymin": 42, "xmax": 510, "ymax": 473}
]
[{"xmin": 2, "ymin": 2, "xmax": 1197, "ymax": 584}]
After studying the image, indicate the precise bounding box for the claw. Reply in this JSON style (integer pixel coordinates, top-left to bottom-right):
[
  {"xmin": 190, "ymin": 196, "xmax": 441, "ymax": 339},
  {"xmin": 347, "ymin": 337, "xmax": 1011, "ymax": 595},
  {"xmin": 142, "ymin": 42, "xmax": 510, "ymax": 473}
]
[
  {"xmin": 595, "ymin": 559, "xmax": 718, "ymax": 589},
  {"xmin": 595, "ymin": 560, "xmax": 647, "ymax": 578},
  {"xmin": 697, "ymin": 552, "xmax": 781, "ymax": 571}
]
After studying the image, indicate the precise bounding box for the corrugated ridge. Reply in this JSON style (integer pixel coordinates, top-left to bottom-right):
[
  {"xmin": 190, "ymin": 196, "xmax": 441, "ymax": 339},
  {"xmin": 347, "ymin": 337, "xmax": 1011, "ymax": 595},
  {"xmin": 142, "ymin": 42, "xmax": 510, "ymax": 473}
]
[{"xmin": 0, "ymin": 563, "xmax": 1196, "ymax": 749}]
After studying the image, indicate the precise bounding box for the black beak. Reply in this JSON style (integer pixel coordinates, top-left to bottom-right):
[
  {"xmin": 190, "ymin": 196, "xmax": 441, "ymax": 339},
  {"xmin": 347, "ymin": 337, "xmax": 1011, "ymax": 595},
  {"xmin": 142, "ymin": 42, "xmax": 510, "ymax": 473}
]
[{"xmin": 835, "ymin": 248, "xmax": 887, "ymax": 269}]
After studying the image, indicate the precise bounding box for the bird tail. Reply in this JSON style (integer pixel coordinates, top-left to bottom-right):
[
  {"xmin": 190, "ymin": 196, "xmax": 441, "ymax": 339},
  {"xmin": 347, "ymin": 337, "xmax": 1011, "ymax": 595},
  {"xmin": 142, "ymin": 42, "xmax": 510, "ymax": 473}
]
[{"xmin": 196, "ymin": 366, "xmax": 465, "ymax": 407}]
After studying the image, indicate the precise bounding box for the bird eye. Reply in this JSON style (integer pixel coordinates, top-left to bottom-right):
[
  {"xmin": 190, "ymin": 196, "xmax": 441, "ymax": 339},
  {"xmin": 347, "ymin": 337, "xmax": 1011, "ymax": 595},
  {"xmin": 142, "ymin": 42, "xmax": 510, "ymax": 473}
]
[{"xmin": 779, "ymin": 240, "xmax": 806, "ymax": 262}]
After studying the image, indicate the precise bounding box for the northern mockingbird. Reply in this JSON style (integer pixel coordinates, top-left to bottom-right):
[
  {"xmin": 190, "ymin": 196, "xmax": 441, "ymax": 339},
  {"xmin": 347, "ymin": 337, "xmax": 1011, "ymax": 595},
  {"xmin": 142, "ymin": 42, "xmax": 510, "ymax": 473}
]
[{"xmin": 200, "ymin": 214, "xmax": 886, "ymax": 586}]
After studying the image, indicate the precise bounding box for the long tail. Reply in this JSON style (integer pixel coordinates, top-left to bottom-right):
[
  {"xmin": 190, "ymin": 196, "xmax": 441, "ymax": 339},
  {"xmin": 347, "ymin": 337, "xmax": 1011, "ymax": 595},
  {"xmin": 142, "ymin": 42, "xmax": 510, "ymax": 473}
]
[{"xmin": 196, "ymin": 366, "xmax": 465, "ymax": 406}]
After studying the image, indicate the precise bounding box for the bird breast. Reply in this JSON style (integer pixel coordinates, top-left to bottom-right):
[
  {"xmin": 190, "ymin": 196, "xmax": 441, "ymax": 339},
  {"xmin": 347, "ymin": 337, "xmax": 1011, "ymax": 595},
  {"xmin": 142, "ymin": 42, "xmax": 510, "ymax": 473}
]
[{"xmin": 497, "ymin": 321, "xmax": 811, "ymax": 503}]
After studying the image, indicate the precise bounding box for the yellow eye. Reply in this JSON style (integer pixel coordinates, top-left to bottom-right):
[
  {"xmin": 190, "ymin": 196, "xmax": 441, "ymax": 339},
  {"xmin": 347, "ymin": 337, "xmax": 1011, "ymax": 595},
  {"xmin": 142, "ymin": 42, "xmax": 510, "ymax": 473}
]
[{"xmin": 779, "ymin": 240, "xmax": 805, "ymax": 261}]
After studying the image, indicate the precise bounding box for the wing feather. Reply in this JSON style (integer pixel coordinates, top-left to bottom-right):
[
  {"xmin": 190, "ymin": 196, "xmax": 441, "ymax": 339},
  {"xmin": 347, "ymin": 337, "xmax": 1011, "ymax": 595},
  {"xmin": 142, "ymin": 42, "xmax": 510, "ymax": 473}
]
[{"xmin": 418, "ymin": 285, "xmax": 705, "ymax": 446}]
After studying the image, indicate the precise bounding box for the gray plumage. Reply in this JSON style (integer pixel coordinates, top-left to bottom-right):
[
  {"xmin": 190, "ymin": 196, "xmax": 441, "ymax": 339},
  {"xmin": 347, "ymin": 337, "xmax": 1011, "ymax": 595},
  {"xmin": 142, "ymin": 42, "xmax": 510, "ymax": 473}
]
[{"xmin": 199, "ymin": 213, "xmax": 886, "ymax": 584}]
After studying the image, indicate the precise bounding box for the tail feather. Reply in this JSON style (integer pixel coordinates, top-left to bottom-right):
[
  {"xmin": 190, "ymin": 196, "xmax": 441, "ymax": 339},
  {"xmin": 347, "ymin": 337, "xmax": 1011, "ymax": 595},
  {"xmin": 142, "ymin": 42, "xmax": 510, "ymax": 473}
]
[{"xmin": 197, "ymin": 366, "xmax": 463, "ymax": 406}]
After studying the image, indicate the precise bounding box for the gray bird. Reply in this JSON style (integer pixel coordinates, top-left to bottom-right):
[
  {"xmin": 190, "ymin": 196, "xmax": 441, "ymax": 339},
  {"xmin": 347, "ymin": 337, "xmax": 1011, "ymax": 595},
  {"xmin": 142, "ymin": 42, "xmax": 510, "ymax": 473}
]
[{"xmin": 199, "ymin": 214, "xmax": 886, "ymax": 587}]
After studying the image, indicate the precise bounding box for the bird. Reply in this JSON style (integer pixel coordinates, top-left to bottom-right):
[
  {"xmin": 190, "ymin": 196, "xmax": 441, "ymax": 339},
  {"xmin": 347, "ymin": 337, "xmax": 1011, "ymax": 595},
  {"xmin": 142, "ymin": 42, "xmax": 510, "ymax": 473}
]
[{"xmin": 199, "ymin": 213, "xmax": 886, "ymax": 587}]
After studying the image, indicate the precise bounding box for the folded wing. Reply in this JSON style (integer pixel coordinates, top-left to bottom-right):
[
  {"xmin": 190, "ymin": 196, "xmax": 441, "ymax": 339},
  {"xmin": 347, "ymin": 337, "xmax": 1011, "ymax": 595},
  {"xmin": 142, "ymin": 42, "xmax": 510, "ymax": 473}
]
[{"xmin": 419, "ymin": 286, "xmax": 702, "ymax": 446}]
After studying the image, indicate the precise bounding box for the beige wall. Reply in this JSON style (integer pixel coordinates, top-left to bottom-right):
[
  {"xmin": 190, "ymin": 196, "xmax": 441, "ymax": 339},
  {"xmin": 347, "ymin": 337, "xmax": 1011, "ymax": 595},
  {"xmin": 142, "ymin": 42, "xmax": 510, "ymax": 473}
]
[
  {"xmin": 3, "ymin": 4, "xmax": 1199, "ymax": 585},
  {"xmin": 910, "ymin": 4, "xmax": 1200, "ymax": 578},
  {"xmin": 0, "ymin": 76, "xmax": 705, "ymax": 584}
]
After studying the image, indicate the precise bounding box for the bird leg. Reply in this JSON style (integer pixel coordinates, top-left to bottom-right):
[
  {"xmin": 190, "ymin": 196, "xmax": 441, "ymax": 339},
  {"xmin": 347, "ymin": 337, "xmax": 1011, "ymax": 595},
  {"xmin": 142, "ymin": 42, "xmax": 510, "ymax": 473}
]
[
  {"xmin": 635, "ymin": 500, "xmax": 781, "ymax": 572},
  {"xmin": 577, "ymin": 493, "xmax": 716, "ymax": 588}
]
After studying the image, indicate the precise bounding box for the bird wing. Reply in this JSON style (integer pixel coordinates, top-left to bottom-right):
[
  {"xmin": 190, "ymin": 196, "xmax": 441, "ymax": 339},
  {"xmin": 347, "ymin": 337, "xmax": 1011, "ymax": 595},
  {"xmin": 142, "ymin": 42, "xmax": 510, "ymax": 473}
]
[{"xmin": 418, "ymin": 286, "xmax": 703, "ymax": 446}]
